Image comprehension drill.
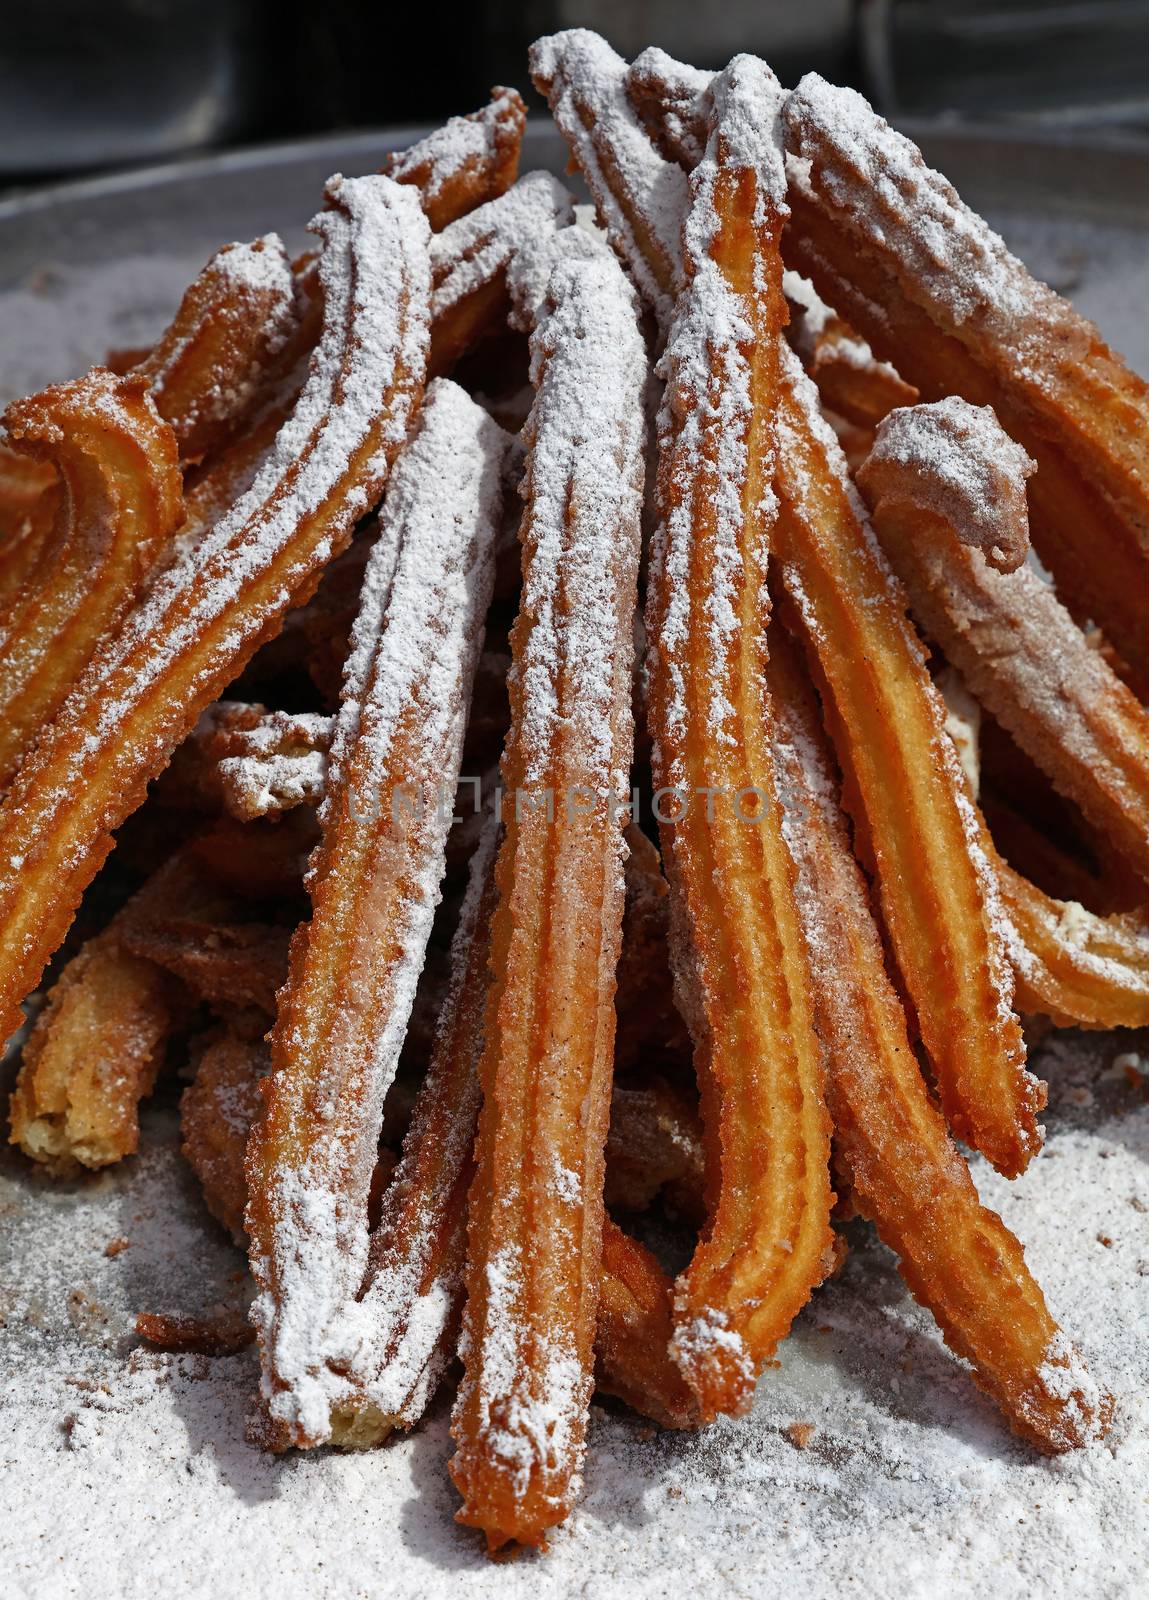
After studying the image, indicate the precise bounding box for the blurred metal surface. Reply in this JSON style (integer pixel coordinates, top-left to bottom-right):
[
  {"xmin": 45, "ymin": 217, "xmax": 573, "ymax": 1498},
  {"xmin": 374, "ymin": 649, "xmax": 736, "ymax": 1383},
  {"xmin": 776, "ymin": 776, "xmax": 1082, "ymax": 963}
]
[
  {"xmin": 0, "ymin": 0, "xmax": 266, "ymax": 175},
  {"xmin": 859, "ymin": 0, "xmax": 1149, "ymax": 128},
  {"xmin": 2, "ymin": 116, "xmax": 1147, "ymax": 279}
]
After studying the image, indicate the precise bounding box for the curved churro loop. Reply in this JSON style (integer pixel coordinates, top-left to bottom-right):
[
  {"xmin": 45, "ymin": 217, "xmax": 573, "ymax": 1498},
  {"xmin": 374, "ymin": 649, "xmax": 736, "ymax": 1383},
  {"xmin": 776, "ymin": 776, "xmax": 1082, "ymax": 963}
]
[
  {"xmin": 0, "ymin": 442, "xmax": 56, "ymax": 543},
  {"xmin": 1000, "ymin": 859, "xmax": 1149, "ymax": 1030},
  {"xmin": 138, "ymin": 236, "xmax": 299, "ymax": 463},
  {"xmin": 645, "ymin": 58, "xmax": 833, "ymax": 1420},
  {"xmin": 781, "ymin": 75, "xmax": 1149, "ymax": 692},
  {"xmin": 597, "ymin": 1219, "xmax": 702, "ymax": 1431},
  {"xmin": 429, "ymin": 171, "xmax": 574, "ymax": 376},
  {"xmin": 766, "ymin": 629, "xmax": 1111, "ymax": 1452},
  {"xmin": 531, "ymin": 29, "xmax": 691, "ymax": 331},
  {"xmin": 384, "ymin": 86, "xmax": 527, "ymax": 232},
  {"xmin": 0, "ymin": 475, "xmax": 58, "ymax": 615},
  {"xmin": 246, "ymin": 379, "xmax": 509, "ymax": 1449},
  {"xmin": 0, "ymin": 371, "xmax": 184, "ymax": 790},
  {"xmin": 773, "ymin": 348, "xmax": 1041, "ymax": 1178},
  {"xmin": 858, "ymin": 398, "xmax": 1149, "ymax": 886},
  {"xmin": 0, "ymin": 174, "xmax": 431, "ymax": 1051},
  {"xmin": 932, "ymin": 667, "xmax": 1149, "ymax": 1029},
  {"xmin": 449, "ymin": 244, "xmax": 647, "ymax": 1550}
]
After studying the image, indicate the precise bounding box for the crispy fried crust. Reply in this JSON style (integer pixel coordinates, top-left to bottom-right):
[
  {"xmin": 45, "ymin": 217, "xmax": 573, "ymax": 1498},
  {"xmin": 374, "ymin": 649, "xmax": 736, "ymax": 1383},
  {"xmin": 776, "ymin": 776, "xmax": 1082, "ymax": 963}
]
[
  {"xmin": 773, "ymin": 350, "xmax": 1040, "ymax": 1178},
  {"xmin": 597, "ymin": 1220, "xmax": 701, "ymax": 1430},
  {"xmin": 999, "ymin": 858, "xmax": 1149, "ymax": 1029},
  {"xmin": 8, "ymin": 928, "xmax": 184, "ymax": 1174},
  {"xmin": 786, "ymin": 288, "xmax": 919, "ymax": 431},
  {"xmin": 644, "ymin": 59, "xmax": 833, "ymax": 1419},
  {"xmin": 175, "ymin": 816, "xmax": 706, "ymax": 1440},
  {"xmin": 138, "ymin": 236, "xmax": 299, "ymax": 463},
  {"xmin": 0, "ymin": 175, "xmax": 430, "ymax": 1051},
  {"xmin": 0, "ymin": 372, "xmax": 184, "ymax": 790},
  {"xmin": 449, "ymin": 244, "xmax": 647, "ymax": 1550},
  {"xmin": 429, "ymin": 173, "xmax": 573, "ymax": 377},
  {"xmin": 530, "ymin": 29, "xmax": 690, "ymax": 330},
  {"xmin": 766, "ymin": 627, "xmax": 1111, "ymax": 1452},
  {"xmin": 328, "ymin": 815, "xmax": 500, "ymax": 1447},
  {"xmin": 384, "ymin": 87, "xmax": 527, "ymax": 232},
  {"xmin": 604, "ymin": 1080, "xmax": 704, "ymax": 1221},
  {"xmin": 0, "ymin": 446, "xmax": 56, "ymax": 607},
  {"xmin": 181, "ymin": 1031, "xmax": 271, "ymax": 1241},
  {"xmin": 8, "ymin": 825, "xmax": 301, "ymax": 1174}
]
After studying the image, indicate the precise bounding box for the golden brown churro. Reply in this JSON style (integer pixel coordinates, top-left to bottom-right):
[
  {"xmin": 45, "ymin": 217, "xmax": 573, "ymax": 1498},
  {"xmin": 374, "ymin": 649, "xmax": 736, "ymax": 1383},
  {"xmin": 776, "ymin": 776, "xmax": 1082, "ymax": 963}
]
[
  {"xmin": 781, "ymin": 74, "xmax": 1149, "ymax": 693},
  {"xmin": 858, "ymin": 397, "xmax": 1149, "ymax": 885},
  {"xmin": 772, "ymin": 349, "xmax": 1041, "ymax": 1178},
  {"xmin": 449, "ymin": 239, "xmax": 647, "ymax": 1548},
  {"xmin": 0, "ymin": 372, "xmax": 183, "ymax": 790},
  {"xmin": 643, "ymin": 57, "xmax": 833, "ymax": 1418},
  {"xmin": 384, "ymin": 86, "xmax": 527, "ymax": 232},
  {"xmin": 767, "ymin": 628, "xmax": 1110, "ymax": 1451}
]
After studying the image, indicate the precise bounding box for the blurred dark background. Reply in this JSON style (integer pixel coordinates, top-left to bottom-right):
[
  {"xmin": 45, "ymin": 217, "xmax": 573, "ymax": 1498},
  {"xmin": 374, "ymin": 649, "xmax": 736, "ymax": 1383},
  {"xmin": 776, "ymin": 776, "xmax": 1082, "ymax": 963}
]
[{"xmin": 2, "ymin": 0, "xmax": 1148, "ymax": 186}]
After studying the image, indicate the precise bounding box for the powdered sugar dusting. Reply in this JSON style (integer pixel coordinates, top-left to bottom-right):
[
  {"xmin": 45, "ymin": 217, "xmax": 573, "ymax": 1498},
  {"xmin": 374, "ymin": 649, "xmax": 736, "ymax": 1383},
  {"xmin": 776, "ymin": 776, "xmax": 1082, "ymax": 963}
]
[
  {"xmin": 0, "ymin": 171, "xmax": 431, "ymax": 924},
  {"xmin": 505, "ymin": 219, "xmax": 603, "ymax": 335},
  {"xmin": 861, "ymin": 401, "xmax": 1149, "ymax": 856},
  {"xmin": 346, "ymin": 808, "xmax": 499, "ymax": 1427},
  {"xmin": 430, "ymin": 171, "xmax": 573, "ymax": 322},
  {"xmin": 783, "ymin": 74, "xmax": 1065, "ymax": 355},
  {"xmin": 650, "ymin": 56, "xmax": 786, "ymax": 762},
  {"xmin": 385, "ymin": 88, "xmax": 521, "ymax": 217},
  {"xmin": 249, "ymin": 380, "xmax": 511, "ymax": 1441},
  {"xmin": 142, "ymin": 235, "xmax": 298, "ymax": 445},
  {"xmin": 512, "ymin": 243, "xmax": 648, "ymax": 789},
  {"xmin": 625, "ymin": 45, "xmax": 712, "ymax": 167},
  {"xmin": 214, "ymin": 709, "xmax": 332, "ymax": 819},
  {"xmin": 670, "ymin": 1308, "xmax": 754, "ymax": 1392},
  {"xmin": 531, "ymin": 29, "xmax": 691, "ymax": 330}
]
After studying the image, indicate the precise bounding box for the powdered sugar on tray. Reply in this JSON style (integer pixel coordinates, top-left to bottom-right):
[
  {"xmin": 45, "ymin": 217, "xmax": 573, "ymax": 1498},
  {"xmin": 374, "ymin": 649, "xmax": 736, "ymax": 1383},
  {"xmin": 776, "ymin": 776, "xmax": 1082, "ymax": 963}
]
[{"xmin": 3, "ymin": 1030, "xmax": 1146, "ymax": 1599}]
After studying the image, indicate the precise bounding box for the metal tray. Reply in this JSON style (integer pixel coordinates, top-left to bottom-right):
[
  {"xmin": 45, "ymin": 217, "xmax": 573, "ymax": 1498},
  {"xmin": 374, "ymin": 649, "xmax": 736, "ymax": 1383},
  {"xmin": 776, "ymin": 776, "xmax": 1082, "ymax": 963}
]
[{"xmin": 1, "ymin": 121, "xmax": 1147, "ymax": 1600}]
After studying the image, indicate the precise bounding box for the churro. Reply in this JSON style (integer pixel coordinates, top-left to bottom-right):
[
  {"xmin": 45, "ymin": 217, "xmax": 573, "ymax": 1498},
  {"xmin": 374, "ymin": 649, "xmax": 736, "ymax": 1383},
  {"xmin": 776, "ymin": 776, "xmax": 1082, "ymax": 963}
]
[
  {"xmin": 384, "ymin": 86, "xmax": 527, "ymax": 231},
  {"xmin": 644, "ymin": 57, "xmax": 833, "ymax": 1418},
  {"xmin": 449, "ymin": 239, "xmax": 647, "ymax": 1548},
  {"xmin": 247, "ymin": 379, "xmax": 509, "ymax": 1448},
  {"xmin": 858, "ymin": 397, "xmax": 1149, "ymax": 884},
  {"xmin": 0, "ymin": 372, "xmax": 183, "ymax": 789}
]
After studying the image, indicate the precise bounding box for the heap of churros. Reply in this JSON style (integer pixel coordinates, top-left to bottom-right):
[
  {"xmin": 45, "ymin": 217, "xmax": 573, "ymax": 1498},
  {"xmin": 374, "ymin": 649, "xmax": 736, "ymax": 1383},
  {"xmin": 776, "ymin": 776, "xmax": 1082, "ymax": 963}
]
[{"xmin": 5, "ymin": 31, "xmax": 1148, "ymax": 1550}]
